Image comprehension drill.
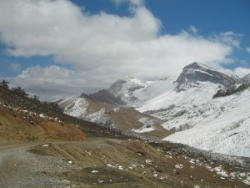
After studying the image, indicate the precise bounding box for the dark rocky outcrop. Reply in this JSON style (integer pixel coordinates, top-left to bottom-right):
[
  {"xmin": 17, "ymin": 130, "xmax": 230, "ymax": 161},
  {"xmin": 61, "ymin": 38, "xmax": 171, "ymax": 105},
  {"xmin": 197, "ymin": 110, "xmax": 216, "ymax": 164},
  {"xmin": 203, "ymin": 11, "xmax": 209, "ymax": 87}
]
[
  {"xmin": 89, "ymin": 89, "xmax": 125, "ymax": 105},
  {"xmin": 176, "ymin": 62, "xmax": 238, "ymax": 91},
  {"xmin": 213, "ymin": 83, "xmax": 250, "ymax": 98}
]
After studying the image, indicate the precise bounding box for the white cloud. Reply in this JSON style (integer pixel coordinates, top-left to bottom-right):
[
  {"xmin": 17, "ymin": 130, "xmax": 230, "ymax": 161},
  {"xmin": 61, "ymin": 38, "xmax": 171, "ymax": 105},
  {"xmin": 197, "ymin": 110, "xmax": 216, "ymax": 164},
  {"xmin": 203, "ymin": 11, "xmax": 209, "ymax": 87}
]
[
  {"xmin": 212, "ymin": 31, "xmax": 242, "ymax": 48},
  {"xmin": 246, "ymin": 47, "xmax": 250, "ymax": 53},
  {"xmin": 0, "ymin": 0, "xmax": 241, "ymax": 100},
  {"xmin": 189, "ymin": 25, "xmax": 198, "ymax": 33},
  {"xmin": 9, "ymin": 66, "xmax": 88, "ymax": 101}
]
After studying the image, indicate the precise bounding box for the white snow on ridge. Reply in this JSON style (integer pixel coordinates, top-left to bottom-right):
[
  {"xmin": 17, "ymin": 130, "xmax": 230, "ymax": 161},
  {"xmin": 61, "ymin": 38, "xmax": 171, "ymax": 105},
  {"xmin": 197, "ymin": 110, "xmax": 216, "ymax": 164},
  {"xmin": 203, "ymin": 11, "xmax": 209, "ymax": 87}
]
[
  {"xmin": 125, "ymin": 77, "xmax": 147, "ymax": 87},
  {"xmin": 85, "ymin": 108, "xmax": 112, "ymax": 126},
  {"xmin": 132, "ymin": 125, "xmax": 155, "ymax": 133},
  {"xmin": 59, "ymin": 97, "xmax": 88, "ymax": 117},
  {"xmin": 108, "ymin": 77, "xmax": 148, "ymax": 105},
  {"xmin": 59, "ymin": 97, "xmax": 112, "ymax": 127},
  {"xmin": 164, "ymin": 89, "xmax": 250, "ymax": 157},
  {"xmin": 132, "ymin": 117, "xmax": 156, "ymax": 133},
  {"xmin": 131, "ymin": 77, "xmax": 177, "ymax": 107},
  {"xmin": 137, "ymin": 82, "xmax": 218, "ymax": 113},
  {"xmin": 128, "ymin": 76, "xmax": 250, "ymax": 157}
]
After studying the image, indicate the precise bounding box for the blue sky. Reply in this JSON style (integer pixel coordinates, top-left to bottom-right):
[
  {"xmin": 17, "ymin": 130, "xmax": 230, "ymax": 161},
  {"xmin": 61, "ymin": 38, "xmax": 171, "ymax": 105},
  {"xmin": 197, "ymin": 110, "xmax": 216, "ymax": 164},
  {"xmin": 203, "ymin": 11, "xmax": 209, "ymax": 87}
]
[
  {"xmin": 78, "ymin": 0, "xmax": 250, "ymax": 35},
  {"xmin": 81, "ymin": 0, "xmax": 250, "ymax": 64},
  {"xmin": 66, "ymin": 0, "xmax": 250, "ymax": 59},
  {"xmin": 0, "ymin": 0, "xmax": 250, "ymax": 77},
  {"xmin": 0, "ymin": 0, "xmax": 249, "ymax": 100}
]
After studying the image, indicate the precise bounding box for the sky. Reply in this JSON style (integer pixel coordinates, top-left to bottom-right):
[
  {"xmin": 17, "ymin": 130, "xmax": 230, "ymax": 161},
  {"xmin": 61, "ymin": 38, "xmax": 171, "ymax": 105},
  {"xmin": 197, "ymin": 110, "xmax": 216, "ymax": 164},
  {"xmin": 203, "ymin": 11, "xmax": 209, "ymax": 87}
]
[{"xmin": 0, "ymin": 0, "xmax": 249, "ymax": 100}]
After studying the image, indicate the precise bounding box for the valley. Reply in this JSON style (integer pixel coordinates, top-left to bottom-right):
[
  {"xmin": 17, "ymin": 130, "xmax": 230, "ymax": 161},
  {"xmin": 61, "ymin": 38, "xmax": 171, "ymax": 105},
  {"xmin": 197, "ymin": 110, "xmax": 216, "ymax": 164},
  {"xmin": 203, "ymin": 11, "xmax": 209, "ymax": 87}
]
[{"xmin": 1, "ymin": 62, "xmax": 250, "ymax": 187}]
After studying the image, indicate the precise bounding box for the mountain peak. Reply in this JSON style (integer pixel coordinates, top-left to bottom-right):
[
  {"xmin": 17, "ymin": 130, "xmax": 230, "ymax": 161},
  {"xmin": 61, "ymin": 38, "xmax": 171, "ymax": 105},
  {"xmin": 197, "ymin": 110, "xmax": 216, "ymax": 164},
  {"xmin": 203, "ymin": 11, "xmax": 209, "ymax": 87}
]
[
  {"xmin": 176, "ymin": 62, "xmax": 237, "ymax": 90},
  {"xmin": 184, "ymin": 62, "xmax": 216, "ymax": 71},
  {"xmin": 89, "ymin": 77, "xmax": 147, "ymax": 106},
  {"xmin": 242, "ymin": 73, "xmax": 250, "ymax": 84},
  {"xmin": 110, "ymin": 77, "xmax": 147, "ymax": 94}
]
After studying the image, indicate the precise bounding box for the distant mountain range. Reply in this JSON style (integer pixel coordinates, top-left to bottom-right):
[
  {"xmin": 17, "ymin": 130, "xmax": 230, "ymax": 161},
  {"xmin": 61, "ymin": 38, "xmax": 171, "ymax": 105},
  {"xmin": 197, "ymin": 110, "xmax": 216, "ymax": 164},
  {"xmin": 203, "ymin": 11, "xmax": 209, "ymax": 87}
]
[{"xmin": 58, "ymin": 62, "xmax": 250, "ymax": 158}]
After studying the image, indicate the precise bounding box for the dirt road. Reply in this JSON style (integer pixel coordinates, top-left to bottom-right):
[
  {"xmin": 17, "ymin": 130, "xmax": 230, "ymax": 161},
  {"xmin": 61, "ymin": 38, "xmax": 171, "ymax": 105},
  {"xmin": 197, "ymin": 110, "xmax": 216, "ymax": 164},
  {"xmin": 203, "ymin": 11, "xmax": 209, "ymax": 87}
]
[{"xmin": 0, "ymin": 138, "xmax": 250, "ymax": 188}]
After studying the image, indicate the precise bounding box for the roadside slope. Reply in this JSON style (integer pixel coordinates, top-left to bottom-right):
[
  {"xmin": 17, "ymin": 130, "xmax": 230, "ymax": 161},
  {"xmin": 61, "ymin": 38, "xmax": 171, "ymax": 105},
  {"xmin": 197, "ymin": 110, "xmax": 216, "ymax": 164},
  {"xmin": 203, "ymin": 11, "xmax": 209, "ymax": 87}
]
[{"xmin": 1, "ymin": 138, "xmax": 250, "ymax": 188}]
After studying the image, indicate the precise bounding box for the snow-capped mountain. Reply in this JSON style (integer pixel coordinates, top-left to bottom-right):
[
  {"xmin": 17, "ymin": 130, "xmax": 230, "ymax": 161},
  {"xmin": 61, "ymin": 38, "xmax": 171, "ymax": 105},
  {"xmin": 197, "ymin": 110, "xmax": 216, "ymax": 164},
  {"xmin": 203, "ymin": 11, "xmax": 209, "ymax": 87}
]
[
  {"xmin": 242, "ymin": 73, "xmax": 250, "ymax": 84},
  {"xmin": 59, "ymin": 62, "xmax": 250, "ymax": 158},
  {"xmin": 58, "ymin": 94, "xmax": 168, "ymax": 138},
  {"xmin": 176, "ymin": 62, "xmax": 238, "ymax": 90},
  {"xmin": 135, "ymin": 62, "xmax": 250, "ymax": 158},
  {"xmin": 89, "ymin": 77, "xmax": 148, "ymax": 105}
]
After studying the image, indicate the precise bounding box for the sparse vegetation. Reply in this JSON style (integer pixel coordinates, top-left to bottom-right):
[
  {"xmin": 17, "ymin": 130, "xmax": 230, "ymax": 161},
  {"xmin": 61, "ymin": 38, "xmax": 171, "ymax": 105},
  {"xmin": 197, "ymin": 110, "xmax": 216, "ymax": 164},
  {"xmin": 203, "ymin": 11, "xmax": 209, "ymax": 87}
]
[
  {"xmin": 12, "ymin": 86, "xmax": 29, "ymax": 97},
  {"xmin": 0, "ymin": 80, "xmax": 9, "ymax": 89},
  {"xmin": 0, "ymin": 83, "xmax": 129, "ymax": 138}
]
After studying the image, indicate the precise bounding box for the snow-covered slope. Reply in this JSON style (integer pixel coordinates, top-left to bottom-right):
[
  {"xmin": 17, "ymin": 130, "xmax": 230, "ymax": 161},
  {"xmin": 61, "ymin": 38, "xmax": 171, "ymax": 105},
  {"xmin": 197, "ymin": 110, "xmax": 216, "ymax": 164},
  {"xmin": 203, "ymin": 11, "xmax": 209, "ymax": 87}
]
[
  {"xmin": 176, "ymin": 62, "xmax": 238, "ymax": 90},
  {"xmin": 138, "ymin": 82, "xmax": 220, "ymax": 130},
  {"xmin": 59, "ymin": 62, "xmax": 250, "ymax": 158},
  {"xmin": 133, "ymin": 62, "xmax": 250, "ymax": 157},
  {"xmin": 58, "ymin": 95, "xmax": 168, "ymax": 137},
  {"xmin": 58, "ymin": 96, "xmax": 112, "ymax": 126},
  {"xmin": 242, "ymin": 74, "xmax": 250, "ymax": 84},
  {"xmin": 164, "ymin": 89, "xmax": 250, "ymax": 157},
  {"xmin": 89, "ymin": 77, "xmax": 148, "ymax": 105}
]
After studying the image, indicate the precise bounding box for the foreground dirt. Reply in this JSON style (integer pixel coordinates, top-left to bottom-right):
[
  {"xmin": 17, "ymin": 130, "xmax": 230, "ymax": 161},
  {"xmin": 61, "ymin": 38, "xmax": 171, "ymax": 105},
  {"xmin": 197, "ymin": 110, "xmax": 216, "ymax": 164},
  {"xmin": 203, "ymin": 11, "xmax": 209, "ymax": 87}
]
[
  {"xmin": 0, "ymin": 105, "xmax": 85, "ymax": 144},
  {"xmin": 0, "ymin": 138, "xmax": 249, "ymax": 188}
]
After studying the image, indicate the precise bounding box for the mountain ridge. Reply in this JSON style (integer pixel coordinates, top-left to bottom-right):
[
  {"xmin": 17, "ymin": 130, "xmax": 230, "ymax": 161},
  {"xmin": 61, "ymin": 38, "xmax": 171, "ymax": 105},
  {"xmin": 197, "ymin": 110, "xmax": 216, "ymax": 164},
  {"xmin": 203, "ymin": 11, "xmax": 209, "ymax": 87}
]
[
  {"xmin": 176, "ymin": 62, "xmax": 238, "ymax": 91},
  {"xmin": 58, "ymin": 62, "xmax": 250, "ymax": 158}
]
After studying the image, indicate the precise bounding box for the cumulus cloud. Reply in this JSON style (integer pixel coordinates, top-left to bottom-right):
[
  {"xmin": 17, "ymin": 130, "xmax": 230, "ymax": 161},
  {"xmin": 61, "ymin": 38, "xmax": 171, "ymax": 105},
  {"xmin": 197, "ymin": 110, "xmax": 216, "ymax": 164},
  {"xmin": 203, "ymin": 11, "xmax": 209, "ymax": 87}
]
[
  {"xmin": 0, "ymin": 0, "xmax": 241, "ymax": 100},
  {"xmin": 9, "ymin": 66, "xmax": 88, "ymax": 101},
  {"xmin": 189, "ymin": 25, "xmax": 198, "ymax": 33},
  {"xmin": 212, "ymin": 31, "xmax": 242, "ymax": 48}
]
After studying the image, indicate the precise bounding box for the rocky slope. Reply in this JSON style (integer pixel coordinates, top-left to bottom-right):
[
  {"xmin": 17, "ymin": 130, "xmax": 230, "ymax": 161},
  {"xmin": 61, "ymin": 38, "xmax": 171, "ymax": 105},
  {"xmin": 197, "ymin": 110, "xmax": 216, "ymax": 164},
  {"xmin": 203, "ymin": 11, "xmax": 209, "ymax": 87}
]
[
  {"xmin": 0, "ymin": 103, "xmax": 85, "ymax": 144},
  {"xmin": 89, "ymin": 77, "xmax": 148, "ymax": 105},
  {"xmin": 2, "ymin": 138, "xmax": 250, "ymax": 187},
  {"xmin": 0, "ymin": 87, "xmax": 88, "ymax": 144},
  {"xmin": 176, "ymin": 62, "xmax": 238, "ymax": 90},
  {"xmin": 0, "ymin": 85, "xmax": 126, "ymax": 139},
  {"xmin": 58, "ymin": 95, "xmax": 169, "ymax": 138}
]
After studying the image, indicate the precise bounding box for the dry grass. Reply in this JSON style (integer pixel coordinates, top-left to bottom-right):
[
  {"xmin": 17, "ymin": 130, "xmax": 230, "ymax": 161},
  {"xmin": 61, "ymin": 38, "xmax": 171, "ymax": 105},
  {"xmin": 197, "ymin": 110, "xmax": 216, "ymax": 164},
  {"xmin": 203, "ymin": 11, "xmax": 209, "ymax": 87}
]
[
  {"xmin": 0, "ymin": 105, "xmax": 85, "ymax": 144},
  {"xmin": 28, "ymin": 138, "xmax": 249, "ymax": 188}
]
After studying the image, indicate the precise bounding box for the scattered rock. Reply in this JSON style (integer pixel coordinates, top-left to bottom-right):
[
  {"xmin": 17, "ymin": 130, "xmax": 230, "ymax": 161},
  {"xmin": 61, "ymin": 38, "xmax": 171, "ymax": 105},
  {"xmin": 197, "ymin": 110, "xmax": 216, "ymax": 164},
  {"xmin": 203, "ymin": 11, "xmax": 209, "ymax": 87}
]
[
  {"xmin": 91, "ymin": 170, "xmax": 99, "ymax": 174},
  {"xmin": 97, "ymin": 179, "xmax": 104, "ymax": 184},
  {"xmin": 175, "ymin": 164, "xmax": 184, "ymax": 169},
  {"xmin": 145, "ymin": 159, "xmax": 152, "ymax": 165}
]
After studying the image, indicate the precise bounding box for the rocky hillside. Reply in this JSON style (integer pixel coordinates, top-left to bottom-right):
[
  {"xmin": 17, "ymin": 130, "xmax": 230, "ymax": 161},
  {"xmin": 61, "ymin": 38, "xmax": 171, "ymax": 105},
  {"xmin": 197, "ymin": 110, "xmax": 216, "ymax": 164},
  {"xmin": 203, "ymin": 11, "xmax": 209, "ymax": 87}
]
[
  {"xmin": 89, "ymin": 77, "xmax": 148, "ymax": 105},
  {"xmin": 176, "ymin": 62, "xmax": 239, "ymax": 90},
  {"xmin": 0, "ymin": 103, "xmax": 85, "ymax": 144},
  {"xmin": 0, "ymin": 85, "xmax": 126, "ymax": 138},
  {"xmin": 58, "ymin": 95, "xmax": 170, "ymax": 139}
]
